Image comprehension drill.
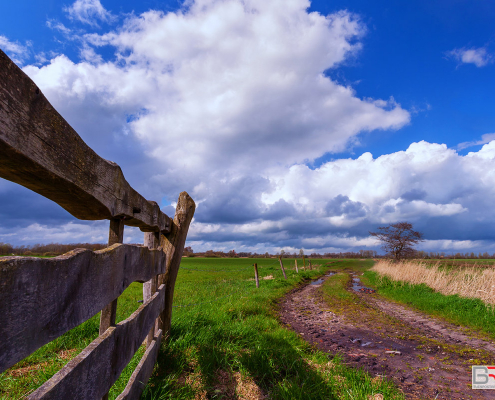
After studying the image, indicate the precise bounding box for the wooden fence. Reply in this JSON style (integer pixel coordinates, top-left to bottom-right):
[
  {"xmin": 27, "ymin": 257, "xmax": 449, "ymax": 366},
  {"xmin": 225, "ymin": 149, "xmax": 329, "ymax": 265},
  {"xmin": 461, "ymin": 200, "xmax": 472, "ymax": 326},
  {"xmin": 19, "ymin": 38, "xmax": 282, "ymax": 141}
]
[{"xmin": 0, "ymin": 49, "xmax": 196, "ymax": 399}]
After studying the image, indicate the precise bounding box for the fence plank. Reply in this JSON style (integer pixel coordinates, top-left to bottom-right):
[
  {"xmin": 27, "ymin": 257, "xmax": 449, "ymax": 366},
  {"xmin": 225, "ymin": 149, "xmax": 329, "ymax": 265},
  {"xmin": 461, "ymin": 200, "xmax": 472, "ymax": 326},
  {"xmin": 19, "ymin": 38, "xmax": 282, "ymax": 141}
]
[
  {"xmin": 28, "ymin": 285, "xmax": 166, "ymax": 400},
  {"xmin": 0, "ymin": 49, "xmax": 171, "ymax": 234},
  {"xmin": 0, "ymin": 244, "xmax": 166, "ymax": 372},
  {"xmin": 115, "ymin": 330, "xmax": 163, "ymax": 400}
]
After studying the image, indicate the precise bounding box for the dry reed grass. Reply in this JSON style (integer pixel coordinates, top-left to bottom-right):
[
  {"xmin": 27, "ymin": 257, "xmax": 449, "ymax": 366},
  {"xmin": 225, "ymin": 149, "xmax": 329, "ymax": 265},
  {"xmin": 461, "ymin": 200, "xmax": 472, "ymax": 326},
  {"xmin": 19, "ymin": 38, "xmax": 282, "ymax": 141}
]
[{"xmin": 372, "ymin": 260, "xmax": 495, "ymax": 305}]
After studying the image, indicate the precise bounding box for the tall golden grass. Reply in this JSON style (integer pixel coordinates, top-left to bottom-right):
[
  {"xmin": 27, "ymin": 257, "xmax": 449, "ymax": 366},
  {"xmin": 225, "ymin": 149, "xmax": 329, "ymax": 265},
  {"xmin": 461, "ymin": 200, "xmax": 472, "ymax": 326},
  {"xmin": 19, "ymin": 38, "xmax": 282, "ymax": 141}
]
[{"xmin": 371, "ymin": 260, "xmax": 495, "ymax": 305}]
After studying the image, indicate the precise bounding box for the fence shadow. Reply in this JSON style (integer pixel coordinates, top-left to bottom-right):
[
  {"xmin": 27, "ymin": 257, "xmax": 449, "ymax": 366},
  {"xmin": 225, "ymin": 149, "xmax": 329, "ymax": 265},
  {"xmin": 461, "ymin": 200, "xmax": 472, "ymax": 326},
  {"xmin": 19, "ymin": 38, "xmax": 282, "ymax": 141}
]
[{"xmin": 143, "ymin": 315, "xmax": 340, "ymax": 400}]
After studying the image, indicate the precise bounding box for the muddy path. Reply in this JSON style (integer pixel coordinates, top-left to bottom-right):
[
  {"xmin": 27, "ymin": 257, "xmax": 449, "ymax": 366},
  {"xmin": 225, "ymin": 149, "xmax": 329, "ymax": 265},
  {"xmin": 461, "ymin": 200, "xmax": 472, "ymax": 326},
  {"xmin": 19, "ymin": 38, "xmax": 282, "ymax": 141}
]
[{"xmin": 278, "ymin": 271, "xmax": 495, "ymax": 400}]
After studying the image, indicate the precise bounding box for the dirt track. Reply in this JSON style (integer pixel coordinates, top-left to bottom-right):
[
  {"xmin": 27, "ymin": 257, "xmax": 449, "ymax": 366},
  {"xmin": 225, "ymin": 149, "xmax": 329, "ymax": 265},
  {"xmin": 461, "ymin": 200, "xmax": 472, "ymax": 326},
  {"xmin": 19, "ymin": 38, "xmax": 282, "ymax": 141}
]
[{"xmin": 278, "ymin": 272, "xmax": 495, "ymax": 400}]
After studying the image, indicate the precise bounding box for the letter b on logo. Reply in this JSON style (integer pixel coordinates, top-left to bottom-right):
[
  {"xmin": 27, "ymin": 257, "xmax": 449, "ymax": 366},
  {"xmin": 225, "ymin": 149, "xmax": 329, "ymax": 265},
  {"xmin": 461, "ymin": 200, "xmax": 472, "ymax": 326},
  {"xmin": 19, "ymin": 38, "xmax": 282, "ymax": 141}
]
[{"xmin": 473, "ymin": 367, "xmax": 489, "ymax": 385}]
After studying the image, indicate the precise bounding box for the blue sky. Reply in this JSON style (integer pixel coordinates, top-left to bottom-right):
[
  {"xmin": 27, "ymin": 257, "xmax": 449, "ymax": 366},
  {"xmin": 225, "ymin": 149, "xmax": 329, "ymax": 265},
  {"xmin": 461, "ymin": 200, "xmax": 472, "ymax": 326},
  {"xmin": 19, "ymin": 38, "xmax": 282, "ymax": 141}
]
[{"xmin": 1, "ymin": 0, "xmax": 495, "ymax": 254}]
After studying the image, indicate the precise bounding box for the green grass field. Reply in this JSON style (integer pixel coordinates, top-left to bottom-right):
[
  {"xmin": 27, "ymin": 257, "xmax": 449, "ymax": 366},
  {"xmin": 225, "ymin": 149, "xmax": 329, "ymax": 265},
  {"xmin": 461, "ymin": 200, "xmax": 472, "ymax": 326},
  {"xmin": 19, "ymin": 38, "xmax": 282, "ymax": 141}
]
[{"xmin": 1, "ymin": 257, "xmax": 404, "ymax": 400}]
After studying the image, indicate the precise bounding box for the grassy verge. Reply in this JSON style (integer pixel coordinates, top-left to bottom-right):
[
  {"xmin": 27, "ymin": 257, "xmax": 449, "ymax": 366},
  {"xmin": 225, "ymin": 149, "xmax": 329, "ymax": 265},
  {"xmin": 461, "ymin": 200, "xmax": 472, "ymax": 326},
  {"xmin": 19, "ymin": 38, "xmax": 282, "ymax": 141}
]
[
  {"xmin": 325, "ymin": 259, "xmax": 375, "ymax": 273},
  {"xmin": 363, "ymin": 271, "xmax": 495, "ymax": 339}
]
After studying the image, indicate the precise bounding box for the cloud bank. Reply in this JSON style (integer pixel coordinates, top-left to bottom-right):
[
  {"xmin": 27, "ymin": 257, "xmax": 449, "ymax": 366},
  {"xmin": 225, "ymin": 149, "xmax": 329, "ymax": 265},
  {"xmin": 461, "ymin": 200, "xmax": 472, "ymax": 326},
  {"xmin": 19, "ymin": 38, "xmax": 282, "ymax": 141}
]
[{"xmin": 2, "ymin": 0, "xmax": 495, "ymax": 254}]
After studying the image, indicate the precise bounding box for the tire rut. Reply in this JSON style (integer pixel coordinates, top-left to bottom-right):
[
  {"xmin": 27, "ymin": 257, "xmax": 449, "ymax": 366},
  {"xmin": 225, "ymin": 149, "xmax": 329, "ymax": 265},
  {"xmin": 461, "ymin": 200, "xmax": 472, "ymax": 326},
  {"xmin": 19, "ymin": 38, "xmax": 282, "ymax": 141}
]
[{"xmin": 278, "ymin": 271, "xmax": 495, "ymax": 400}]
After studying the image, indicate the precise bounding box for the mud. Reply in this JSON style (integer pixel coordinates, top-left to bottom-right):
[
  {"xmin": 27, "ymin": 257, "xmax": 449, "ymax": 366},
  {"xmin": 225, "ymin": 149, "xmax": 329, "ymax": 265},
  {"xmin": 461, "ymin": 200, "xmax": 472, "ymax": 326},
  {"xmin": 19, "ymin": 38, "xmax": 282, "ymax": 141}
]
[{"xmin": 278, "ymin": 272, "xmax": 495, "ymax": 400}]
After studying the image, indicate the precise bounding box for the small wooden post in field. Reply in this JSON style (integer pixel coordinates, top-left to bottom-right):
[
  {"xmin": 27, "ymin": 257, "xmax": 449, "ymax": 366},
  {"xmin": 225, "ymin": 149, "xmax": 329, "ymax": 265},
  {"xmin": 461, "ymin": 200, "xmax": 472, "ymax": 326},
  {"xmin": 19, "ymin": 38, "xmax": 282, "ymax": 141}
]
[
  {"xmin": 254, "ymin": 263, "xmax": 259, "ymax": 288},
  {"xmin": 309, "ymin": 260, "xmax": 312, "ymax": 270},
  {"xmin": 303, "ymin": 255, "xmax": 306, "ymax": 271},
  {"xmin": 295, "ymin": 259, "xmax": 299, "ymax": 273},
  {"xmin": 279, "ymin": 256, "xmax": 287, "ymax": 279}
]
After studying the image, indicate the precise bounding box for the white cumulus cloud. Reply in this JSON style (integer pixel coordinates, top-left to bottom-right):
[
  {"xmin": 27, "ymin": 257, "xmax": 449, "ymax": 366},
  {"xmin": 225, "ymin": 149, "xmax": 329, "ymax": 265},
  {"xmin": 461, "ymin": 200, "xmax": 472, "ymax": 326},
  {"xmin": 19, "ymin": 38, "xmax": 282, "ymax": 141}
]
[
  {"xmin": 0, "ymin": 35, "xmax": 29, "ymax": 64},
  {"xmin": 448, "ymin": 46, "xmax": 493, "ymax": 67},
  {"xmin": 24, "ymin": 0, "xmax": 409, "ymax": 202},
  {"xmin": 64, "ymin": 0, "xmax": 115, "ymax": 27},
  {"xmin": 457, "ymin": 132, "xmax": 495, "ymax": 150}
]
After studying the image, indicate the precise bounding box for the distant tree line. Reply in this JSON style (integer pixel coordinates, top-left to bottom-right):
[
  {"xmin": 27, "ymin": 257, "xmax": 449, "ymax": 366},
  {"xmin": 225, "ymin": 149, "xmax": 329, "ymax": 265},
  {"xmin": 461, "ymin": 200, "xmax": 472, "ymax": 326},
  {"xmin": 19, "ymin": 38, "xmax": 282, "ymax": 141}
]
[
  {"xmin": 182, "ymin": 247, "xmax": 379, "ymax": 259},
  {"xmin": 0, "ymin": 242, "xmax": 107, "ymax": 256},
  {"xmin": 2, "ymin": 242, "xmax": 495, "ymax": 260},
  {"xmin": 415, "ymin": 251, "xmax": 495, "ymax": 259}
]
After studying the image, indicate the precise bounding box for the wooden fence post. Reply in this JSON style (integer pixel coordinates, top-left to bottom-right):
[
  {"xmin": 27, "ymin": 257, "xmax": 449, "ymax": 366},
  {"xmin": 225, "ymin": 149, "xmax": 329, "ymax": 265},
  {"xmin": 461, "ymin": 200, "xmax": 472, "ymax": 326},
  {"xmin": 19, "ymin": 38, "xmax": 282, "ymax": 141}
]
[
  {"xmin": 160, "ymin": 192, "xmax": 196, "ymax": 338},
  {"xmin": 295, "ymin": 259, "xmax": 299, "ymax": 273},
  {"xmin": 309, "ymin": 260, "xmax": 312, "ymax": 270},
  {"xmin": 100, "ymin": 218, "xmax": 124, "ymax": 400},
  {"xmin": 99, "ymin": 218, "xmax": 124, "ymax": 336},
  {"xmin": 144, "ymin": 231, "xmax": 160, "ymax": 347},
  {"xmin": 254, "ymin": 263, "xmax": 259, "ymax": 288},
  {"xmin": 279, "ymin": 256, "xmax": 287, "ymax": 279},
  {"xmin": 303, "ymin": 255, "xmax": 306, "ymax": 271}
]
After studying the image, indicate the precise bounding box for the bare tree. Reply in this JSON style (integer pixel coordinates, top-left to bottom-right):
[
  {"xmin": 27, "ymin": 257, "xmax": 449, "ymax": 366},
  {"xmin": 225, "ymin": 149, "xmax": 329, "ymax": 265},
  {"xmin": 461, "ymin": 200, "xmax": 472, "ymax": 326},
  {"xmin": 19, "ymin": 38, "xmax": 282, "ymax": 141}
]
[{"xmin": 369, "ymin": 222, "xmax": 424, "ymax": 261}]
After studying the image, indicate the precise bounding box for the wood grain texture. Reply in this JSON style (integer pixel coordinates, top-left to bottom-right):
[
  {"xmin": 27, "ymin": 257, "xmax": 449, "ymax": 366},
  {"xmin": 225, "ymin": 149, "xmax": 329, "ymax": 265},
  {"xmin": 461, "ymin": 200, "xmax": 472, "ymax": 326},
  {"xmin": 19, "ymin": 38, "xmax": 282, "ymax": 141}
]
[
  {"xmin": 99, "ymin": 219, "xmax": 125, "ymax": 337},
  {"xmin": 0, "ymin": 49, "xmax": 170, "ymax": 233},
  {"xmin": 100, "ymin": 219, "xmax": 125, "ymax": 400},
  {"xmin": 28, "ymin": 285, "xmax": 166, "ymax": 400},
  {"xmin": 115, "ymin": 330, "xmax": 163, "ymax": 400},
  {"xmin": 160, "ymin": 191, "xmax": 196, "ymax": 336},
  {"xmin": 143, "ymin": 232, "xmax": 161, "ymax": 346},
  {"xmin": 0, "ymin": 244, "xmax": 166, "ymax": 372}
]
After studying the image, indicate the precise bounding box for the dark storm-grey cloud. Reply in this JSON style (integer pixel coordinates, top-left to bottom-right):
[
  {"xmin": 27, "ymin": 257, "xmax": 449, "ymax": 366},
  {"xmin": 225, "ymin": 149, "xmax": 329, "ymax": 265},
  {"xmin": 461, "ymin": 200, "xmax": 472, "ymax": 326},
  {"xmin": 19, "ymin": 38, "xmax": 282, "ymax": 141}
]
[
  {"xmin": 194, "ymin": 176, "xmax": 270, "ymax": 224},
  {"xmin": 0, "ymin": 181, "xmax": 76, "ymax": 228},
  {"xmin": 326, "ymin": 195, "xmax": 368, "ymax": 217},
  {"xmin": 400, "ymin": 189, "xmax": 427, "ymax": 201}
]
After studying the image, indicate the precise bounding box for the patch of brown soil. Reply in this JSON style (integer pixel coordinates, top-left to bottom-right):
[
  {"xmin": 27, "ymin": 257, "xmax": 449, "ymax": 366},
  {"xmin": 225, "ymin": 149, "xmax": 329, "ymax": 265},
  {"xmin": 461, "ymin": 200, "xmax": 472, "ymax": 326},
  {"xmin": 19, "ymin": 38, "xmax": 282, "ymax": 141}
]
[
  {"xmin": 8, "ymin": 362, "xmax": 49, "ymax": 378},
  {"xmin": 278, "ymin": 273, "xmax": 495, "ymax": 400},
  {"xmin": 178, "ymin": 370, "xmax": 207, "ymax": 400},
  {"xmin": 57, "ymin": 348, "xmax": 78, "ymax": 360},
  {"xmin": 213, "ymin": 369, "xmax": 267, "ymax": 400}
]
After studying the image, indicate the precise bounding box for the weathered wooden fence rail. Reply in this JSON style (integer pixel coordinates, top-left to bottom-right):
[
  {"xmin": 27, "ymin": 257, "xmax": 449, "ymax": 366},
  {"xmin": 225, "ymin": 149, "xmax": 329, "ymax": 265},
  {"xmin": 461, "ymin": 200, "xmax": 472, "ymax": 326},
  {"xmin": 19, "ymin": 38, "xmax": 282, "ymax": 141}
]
[{"xmin": 0, "ymin": 49, "xmax": 196, "ymax": 399}]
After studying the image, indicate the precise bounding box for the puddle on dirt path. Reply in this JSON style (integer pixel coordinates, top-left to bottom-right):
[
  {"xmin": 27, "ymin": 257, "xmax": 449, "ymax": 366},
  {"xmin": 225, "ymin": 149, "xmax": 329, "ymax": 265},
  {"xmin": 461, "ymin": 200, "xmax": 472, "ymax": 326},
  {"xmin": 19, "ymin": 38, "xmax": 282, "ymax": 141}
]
[
  {"xmin": 310, "ymin": 271, "xmax": 336, "ymax": 285},
  {"xmin": 351, "ymin": 274, "xmax": 376, "ymax": 293}
]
